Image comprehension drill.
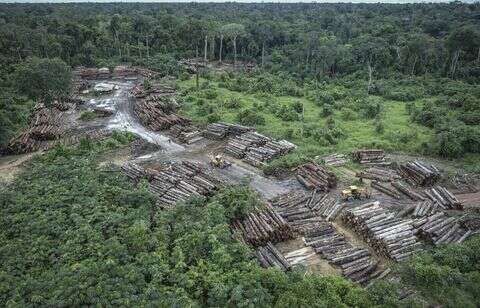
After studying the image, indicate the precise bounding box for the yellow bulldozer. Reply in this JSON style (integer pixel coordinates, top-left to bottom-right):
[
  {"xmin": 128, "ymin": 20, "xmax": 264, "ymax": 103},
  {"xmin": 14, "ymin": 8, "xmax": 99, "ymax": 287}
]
[
  {"xmin": 341, "ymin": 185, "xmax": 371, "ymax": 201},
  {"xmin": 209, "ymin": 154, "xmax": 232, "ymax": 169}
]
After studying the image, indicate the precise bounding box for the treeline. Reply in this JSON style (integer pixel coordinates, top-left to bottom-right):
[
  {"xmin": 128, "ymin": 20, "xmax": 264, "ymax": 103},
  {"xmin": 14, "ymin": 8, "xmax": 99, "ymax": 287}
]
[{"xmin": 0, "ymin": 2, "xmax": 479, "ymax": 81}]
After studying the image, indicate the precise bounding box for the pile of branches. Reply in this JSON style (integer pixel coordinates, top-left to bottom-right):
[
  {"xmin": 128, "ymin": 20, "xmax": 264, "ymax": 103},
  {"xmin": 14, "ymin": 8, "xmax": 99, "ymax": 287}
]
[
  {"xmin": 132, "ymin": 84, "xmax": 190, "ymax": 131},
  {"xmin": 295, "ymin": 163, "xmax": 337, "ymax": 191},
  {"xmin": 451, "ymin": 172, "xmax": 479, "ymax": 193},
  {"xmin": 399, "ymin": 161, "xmax": 441, "ymax": 186},
  {"xmin": 356, "ymin": 167, "xmax": 401, "ymax": 182},
  {"xmin": 391, "ymin": 181, "xmax": 426, "ymax": 201},
  {"xmin": 342, "ymin": 201, "xmax": 422, "ymax": 262},
  {"xmin": 255, "ymin": 242, "xmax": 291, "ymax": 272},
  {"xmin": 203, "ymin": 122, "xmax": 253, "ymax": 140},
  {"xmin": 113, "ymin": 66, "xmax": 159, "ymax": 79},
  {"xmin": 179, "ymin": 58, "xmax": 206, "ymax": 73},
  {"xmin": 304, "ymin": 221, "xmax": 389, "ymax": 285},
  {"xmin": 320, "ymin": 153, "xmax": 348, "ymax": 166},
  {"xmin": 352, "ymin": 149, "xmax": 387, "ymax": 165},
  {"xmin": 121, "ymin": 160, "xmax": 224, "ymax": 207},
  {"xmin": 231, "ymin": 204, "xmax": 293, "ymax": 247},
  {"xmin": 169, "ymin": 124, "xmax": 203, "ymax": 144},
  {"xmin": 414, "ymin": 212, "xmax": 474, "ymax": 245},
  {"xmin": 424, "ymin": 186, "xmax": 462, "ymax": 210}
]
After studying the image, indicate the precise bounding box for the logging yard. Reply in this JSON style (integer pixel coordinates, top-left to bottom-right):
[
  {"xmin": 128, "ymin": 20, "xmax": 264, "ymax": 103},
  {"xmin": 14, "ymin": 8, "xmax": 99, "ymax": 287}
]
[{"xmin": 1, "ymin": 64, "xmax": 479, "ymax": 291}]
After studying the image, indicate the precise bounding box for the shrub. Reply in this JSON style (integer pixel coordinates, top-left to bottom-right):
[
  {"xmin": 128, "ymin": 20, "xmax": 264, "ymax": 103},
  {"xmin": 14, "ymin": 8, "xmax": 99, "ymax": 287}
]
[
  {"xmin": 321, "ymin": 104, "xmax": 334, "ymax": 117},
  {"xmin": 314, "ymin": 92, "xmax": 335, "ymax": 106},
  {"xmin": 236, "ymin": 108, "xmax": 266, "ymax": 126},
  {"xmin": 386, "ymin": 91, "xmax": 417, "ymax": 102},
  {"xmin": 224, "ymin": 97, "xmax": 242, "ymax": 109},
  {"xmin": 341, "ymin": 108, "xmax": 357, "ymax": 121},
  {"xmin": 360, "ymin": 97, "xmax": 384, "ymax": 119}
]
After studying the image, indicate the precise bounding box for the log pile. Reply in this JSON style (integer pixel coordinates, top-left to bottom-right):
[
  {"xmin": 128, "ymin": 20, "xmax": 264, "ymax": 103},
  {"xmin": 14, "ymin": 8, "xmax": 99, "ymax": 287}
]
[
  {"xmin": 342, "ymin": 201, "xmax": 422, "ymax": 261},
  {"xmin": 371, "ymin": 181, "xmax": 401, "ymax": 199},
  {"xmin": 352, "ymin": 149, "xmax": 387, "ymax": 165},
  {"xmin": 231, "ymin": 204, "xmax": 293, "ymax": 247},
  {"xmin": 424, "ymin": 186, "xmax": 462, "ymax": 210},
  {"xmin": 132, "ymin": 84, "xmax": 190, "ymax": 131},
  {"xmin": 320, "ymin": 153, "xmax": 348, "ymax": 166},
  {"xmin": 203, "ymin": 122, "xmax": 253, "ymax": 140},
  {"xmin": 414, "ymin": 212, "xmax": 473, "ymax": 245},
  {"xmin": 283, "ymin": 247, "xmax": 317, "ymax": 267},
  {"xmin": 169, "ymin": 124, "xmax": 204, "ymax": 144},
  {"xmin": 255, "ymin": 242, "xmax": 291, "ymax": 272},
  {"xmin": 391, "ymin": 181, "xmax": 426, "ymax": 201},
  {"xmin": 303, "ymin": 221, "xmax": 389, "ymax": 285},
  {"xmin": 121, "ymin": 160, "xmax": 224, "ymax": 207},
  {"xmin": 399, "ymin": 161, "xmax": 441, "ymax": 186},
  {"xmin": 295, "ymin": 163, "xmax": 337, "ymax": 191},
  {"xmin": 6, "ymin": 104, "xmax": 66, "ymax": 154},
  {"xmin": 356, "ymin": 167, "xmax": 401, "ymax": 182},
  {"xmin": 397, "ymin": 201, "xmax": 439, "ymax": 218}
]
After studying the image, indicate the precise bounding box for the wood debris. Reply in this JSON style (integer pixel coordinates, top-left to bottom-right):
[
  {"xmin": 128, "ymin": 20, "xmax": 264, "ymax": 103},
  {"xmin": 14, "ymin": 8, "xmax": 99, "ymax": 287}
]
[
  {"xmin": 255, "ymin": 242, "xmax": 291, "ymax": 272},
  {"xmin": 342, "ymin": 201, "xmax": 422, "ymax": 262},
  {"xmin": 352, "ymin": 149, "xmax": 387, "ymax": 165},
  {"xmin": 398, "ymin": 161, "xmax": 441, "ymax": 186},
  {"xmin": 320, "ymin": 153, "xmax": 348, "ymax": 166},
  {"xmin": 356, "ymin": 167, "xmax": 401, "ymax": 182},
  {"xmin": 231, "ymin": 204, "xmax": 293, "ymax": 247},
  {"xmin": 424, "ymin": 186, "xmax": 462, "ymax": 210},
  {"xmin": 295, "ymin": 163, "xmax": 337, "ymax": 191},
  {"xmin": 414, "ymin": 212, "xmax": 473, "ymax": 245}
]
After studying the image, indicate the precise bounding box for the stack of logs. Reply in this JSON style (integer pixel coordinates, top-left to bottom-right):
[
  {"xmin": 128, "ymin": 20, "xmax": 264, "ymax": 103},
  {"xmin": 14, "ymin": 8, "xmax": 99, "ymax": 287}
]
[
  {"xmin": 203, "ymin": 122, "xmax": 253, "ymax": 140},
  {"xmin": 224, "ymin": 131, "xmax": 296, "ymax": 167},
  {"xmin": 231, "ymin": 204, "xmax": 293, "ymax": 246},
  {"xmin": 121, "ymin": 160, "xmax": 224, "ymax": 207},
  {"xmin": 6, "ymin": 103, "xmax": 66, "ymax": 154},
  {"xmin": 391, "ymin": 181, "xmax": 425, "ymax": 201},
  {"xmin": 304, "ymin": 221, "xmax": 390, "ymax": 285},
  {"xmin": 342, "ymin": 201, "xmax": 422, "ymax": 262},
  {"xmin": 396, "ymin": 201, "xmax": 439, "ymax": 218},
  {"xmin": 320, "ymin": 153, "xmax": 348, "ymax": 166},
  {"xmin": 399, "ymin": 161, "xmax": 441, "ymax": 186},
  {"xmin": 295, "ymin": 163, "xmax": 337, "ymax": 191},
  {"xmin": 356, "ymin": 167, "xmax": 401, "ymax": 182},
  {"xmin": 271, "ymin": 190, "xmax": 343, "ymax": 232},
  {"xmin": 132, "ymin": 83, "xmax": 190, "ymax": 131},
  {"xmin": 414, "ymin": 212, "xmax": 473, "ymax": 245},
  {"xmin": 255, "ymin": 242, "xmax": 291, "ymax": 272},
  {"xmin": 424, "ymin": 186, "xmax": 462, "ymax": 210},
  {"xmin": 352, "ymin": 149, "xmax": 387, "ymax": 165},
  {"xmin": 371, "ymin": 181, "xmax": 401, "ymax": 199},
  {"xmin": 169, "ymin": 124, "xmax": 204, "ymax": 144}
]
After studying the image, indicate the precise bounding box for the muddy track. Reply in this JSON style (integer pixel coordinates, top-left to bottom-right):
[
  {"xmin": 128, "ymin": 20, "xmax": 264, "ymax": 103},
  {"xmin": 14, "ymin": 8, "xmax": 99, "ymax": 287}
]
[{"xmin": 84, "ymin": 80, "xmax": 303, "ymax": 200}]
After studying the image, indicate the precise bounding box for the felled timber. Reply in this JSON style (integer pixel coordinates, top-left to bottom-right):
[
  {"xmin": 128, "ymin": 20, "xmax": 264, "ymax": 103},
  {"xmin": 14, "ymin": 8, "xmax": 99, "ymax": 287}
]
[
  {"xmin": 121, "ymin": 160, "xmax": 224, "ymax": 208},
  {"xmin": 371, "ymin": 181, "xmax": 401, "ymax": 199},
  {"xmin": 414, "ymin": 212, "xmax": 473, "ymax": 245},
  {"xmin": 352, "ymin": 149, "xmax": 387, "ymax": 165},
  {"xmin": 391, "ymin": 181, "xmax": 425, "ymax": 201},
  {"xmin": 283, "ymin": 247, "xmax": 317, "ymax": 267},
  {"xmin": 424, "ymin": 186, "xmax": 462, "ymax": 210},
  {"xmin": 342, "ymin": 201, "xmax": 422, "ymax": 262},
  {"xmin": 255, "ymin": 242, "xmax": 291, "ymax": 272},
  {"xmin": 356, "ymin": 167, "xmax": 401, "ymax": 182},
  {"xmin": 203, "ymin": 122, "xmax": 253, "ymax": 140},
  {"xmin": 231, "ymin": 204, "xmax": 293, "ymax": 247},
  {"xmin": 132, "ymin": 83, "xmax": 190, "ymax": 131},
  {"xmin": 295, "ymin": 163, "xmax": 337, "ymax": 191},
  {"xmin": 169, "ymin": 124, "xmax": 204, "ymax": 144},
  {"xmin": 303, "ymin": 220, "xmax": 386, "ymax": 285},
  {"xmin": 399, "ymin": 161, "xmax": 441, "ymax": 187},
  {"xmin": 320, "ymin": 153, "xmax": 348, "ymax": 166}
]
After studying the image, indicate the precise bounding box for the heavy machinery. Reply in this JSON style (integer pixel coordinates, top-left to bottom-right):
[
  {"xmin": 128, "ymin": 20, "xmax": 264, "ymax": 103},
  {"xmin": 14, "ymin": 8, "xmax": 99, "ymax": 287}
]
[
  {"xmin": 341, "ymin": 185, "xmax": 371, "ymax": 201},
  {"xmin": 209, "ymin": 154, "xmax": 232, "ymax": 169}
]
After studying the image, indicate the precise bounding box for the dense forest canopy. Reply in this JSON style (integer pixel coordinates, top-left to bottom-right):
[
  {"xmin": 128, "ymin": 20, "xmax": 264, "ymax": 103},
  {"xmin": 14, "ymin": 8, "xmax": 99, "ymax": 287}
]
[{"xmin": 0, "ymin": 2, "xmax": 479, "ymax": 80}]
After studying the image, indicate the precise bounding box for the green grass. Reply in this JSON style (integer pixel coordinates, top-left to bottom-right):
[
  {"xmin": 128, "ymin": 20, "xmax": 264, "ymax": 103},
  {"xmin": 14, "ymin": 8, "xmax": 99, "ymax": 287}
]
[{"xmin": 178, "ymin": 77, "xmax": 432, "ymax": 157}]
